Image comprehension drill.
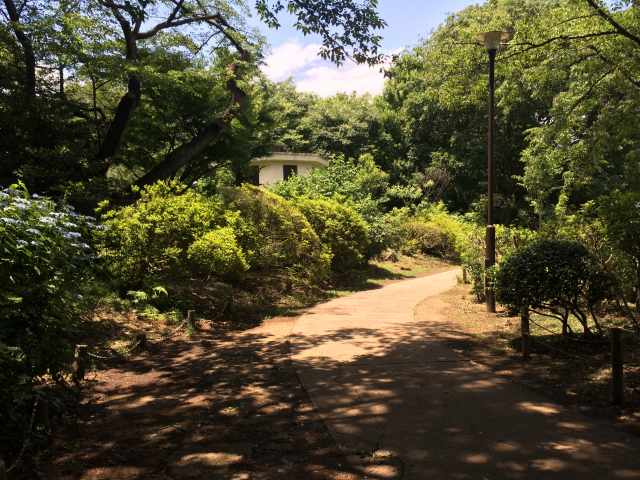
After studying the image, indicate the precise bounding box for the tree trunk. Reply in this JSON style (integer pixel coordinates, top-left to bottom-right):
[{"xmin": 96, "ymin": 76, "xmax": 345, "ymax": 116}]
[
  {"xmin": 561, "ymin": 310, "xmax": 569, "ymax": 336},
  {"xmin": 3, "ymin": 0, "xmax": 36, "ymax": 97},
  {"xmin": 134, "ymin": 117, "xmax": 229, "ymax": 189},
  {"xmin": 574, "ymin": 308, "xmax": 591, "ymax": 336},
  {"xmin": 95, "ymin": 74, "xmax": 141, "ymax": 163},
  {"xmin": 94, "ymin": 20, "xmax": 140, "ymax": 165},
  {"xmin": 131, "ymin": 70, "xmax": 248, "ymax": 191}
]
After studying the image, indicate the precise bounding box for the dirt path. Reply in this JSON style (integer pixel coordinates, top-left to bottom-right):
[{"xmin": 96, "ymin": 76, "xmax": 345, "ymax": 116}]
[
  {"xmin": 47, "ymin": 316, "xmax": 359, "ymax": 479},
  {"xmin": 289, "ymin": 269, "xmax": 640, "ymax": 479}
]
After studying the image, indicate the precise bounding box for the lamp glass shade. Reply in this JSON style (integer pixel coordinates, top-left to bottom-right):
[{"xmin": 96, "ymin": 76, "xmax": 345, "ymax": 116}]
[{"xmin": 477, "ymin": 31, "xmax": 512, "ymax": 50}]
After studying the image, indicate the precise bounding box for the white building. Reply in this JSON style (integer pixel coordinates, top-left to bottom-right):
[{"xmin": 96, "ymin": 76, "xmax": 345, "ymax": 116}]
[{"xmin": 250, "ymin": 152, "xmax": 329, "ymax": 186}]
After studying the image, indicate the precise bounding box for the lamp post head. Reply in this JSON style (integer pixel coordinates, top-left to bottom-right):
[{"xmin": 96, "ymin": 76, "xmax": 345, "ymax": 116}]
[{"xmin": 477, "ymin": 30, "xmax": 513, "ymax": 51}]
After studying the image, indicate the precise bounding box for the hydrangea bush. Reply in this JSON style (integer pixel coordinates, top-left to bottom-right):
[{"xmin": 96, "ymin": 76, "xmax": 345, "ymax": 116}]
[{"xmin": 0, "ymin": 184, "xmax": 96, "ymax": 450}]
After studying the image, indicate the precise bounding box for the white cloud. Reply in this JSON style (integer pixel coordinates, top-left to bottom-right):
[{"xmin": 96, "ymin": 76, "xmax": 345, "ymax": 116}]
[
  {"xmin": 261, "ymin": 42, "xmax": 321, "ymax": 82},
  {"xmin": 261, "ymin": 41, "xmax": 395, "ymax": 97},
  {"xmin": 296, "ymin": 63, "xmax": 387, "ymax": 97}
]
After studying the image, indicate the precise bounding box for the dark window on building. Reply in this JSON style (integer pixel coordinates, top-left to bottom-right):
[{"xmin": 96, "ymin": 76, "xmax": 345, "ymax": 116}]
[
  {"xmin": 283, "ymin": 164, "xmax": 298, "ymax": 180},
  {"xmin": 249, "ymin": 166, "xmax": 260, "ymax": 185}
]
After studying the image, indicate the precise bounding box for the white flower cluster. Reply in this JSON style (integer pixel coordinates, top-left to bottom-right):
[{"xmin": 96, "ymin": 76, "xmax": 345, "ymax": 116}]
[{"xmin": 0, "ymin": 186, "xmax": 97, "ymax": 257}]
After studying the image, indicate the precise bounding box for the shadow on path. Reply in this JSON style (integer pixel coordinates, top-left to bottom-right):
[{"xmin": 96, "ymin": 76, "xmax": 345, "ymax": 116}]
[
  {"xmin": 289, "ymin": 271, "xmax": 640, "ymax": 479},
  {"xmin": 47, "ymin": 319, "xmax": 360, "ymax": 480}
]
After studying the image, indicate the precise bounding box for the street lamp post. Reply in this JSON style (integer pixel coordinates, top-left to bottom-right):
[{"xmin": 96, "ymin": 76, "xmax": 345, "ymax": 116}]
[{"xmin": 477, "ymin": 31, "xmax": 512, "ymax": 313}]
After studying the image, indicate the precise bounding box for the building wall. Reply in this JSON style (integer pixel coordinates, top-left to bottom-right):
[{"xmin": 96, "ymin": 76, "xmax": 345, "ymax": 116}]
[{"xmin": 258, "ymin": 162, "xmax": 316, "ymax": 186}]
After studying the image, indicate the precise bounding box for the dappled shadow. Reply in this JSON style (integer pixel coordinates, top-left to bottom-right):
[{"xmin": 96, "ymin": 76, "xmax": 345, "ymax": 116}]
[
  {"xmin": 288, "ymin": 296, "xmax": 640, "ymax": 479},
  {"xmin": 45, "ymin": 321, "xmax": 361, "ymax": 480}
]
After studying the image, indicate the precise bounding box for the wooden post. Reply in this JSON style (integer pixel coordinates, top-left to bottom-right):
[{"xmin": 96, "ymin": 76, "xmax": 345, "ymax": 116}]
[
  {"xmin": 0, "ymin": 458, "xmax": 7, "ymax": 480},
  {"xmin": 521, "ymin": 306, "xmax": 530, "ymax": 360},
  {"xmin": 72, "ymin": 344, "xmax": 88, "ymax": 386},
  {"xmin": 462, "ymin": 268, "xmax": 468, "ymax": 284},
  {"xmin": 134, "ymin": 332, "xmax": 147, "ymax": 351},
  {"xmin": 186, "ymin": 310, "xmax": 196, "ymax": 330},
  {"xmin": 611, "ymin": 327, "xmax": 624, "ymax": 405}
]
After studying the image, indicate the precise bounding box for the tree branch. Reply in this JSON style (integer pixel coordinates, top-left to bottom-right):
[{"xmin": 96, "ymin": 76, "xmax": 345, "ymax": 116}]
[
  {"xmin": 587, "ymin": 44, "xmax": 640, "ymax": 89},
  {"xmin": 503, "ymin": 30, "xmax": 619, "ymax": 60},
  {"xmin": 137, "ymin": 13, "xmax": 223, "ymax": 39},
  {"xmin": 585, "ymin": 0, "xmax": 640, "ymax": 48}
]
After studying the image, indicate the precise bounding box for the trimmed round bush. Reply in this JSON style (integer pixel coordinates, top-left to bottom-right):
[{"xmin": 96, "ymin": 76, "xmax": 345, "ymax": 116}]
[
  {"xmin": 223, "ymin": 185, "xmax": 331, "ymax": 284},
  {"xmin": 188, "ymin": 227, "xmax": 249, "ymax": 278},
  {"xmin": 295, "ymin": 197, "xmax": 370, "ymax": 272},
  {"xmin": 496, "ymin": 239, "xmax": 612, "ymax": 335}
]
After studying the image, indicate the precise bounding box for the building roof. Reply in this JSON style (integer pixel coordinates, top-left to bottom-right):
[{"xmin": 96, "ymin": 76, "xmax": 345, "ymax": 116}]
[{"xmin": 250, "ymin": 152, "xmax": 329, "ymax": 167}]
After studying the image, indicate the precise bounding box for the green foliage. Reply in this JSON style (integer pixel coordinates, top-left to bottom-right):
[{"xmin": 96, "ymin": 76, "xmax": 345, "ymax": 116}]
[
  {"xmin": 256, "ymin": 0, "xmax": 385, "ymax": 65},
  {"xmin": 381, "ymin": 0, "xmax": 544, "ymax": 217},
  {"xmin": 598, "ymin": 192, "xmax": 640, "ymax": 318},
  {"xmin": 223, "ymin": 185, "xmax": 331, "ymax": 284},
  {"xmin": 399, "ymin": 220, "xmax": 454, "ymax": 259},
  {"xmin": 98, "ymin": 181, "xmax": 224, "ymax": 286},
  {"xmin": 1, "ymin": 0, "xmax": 386, "ymax": 203},
  {"xmin": 514, "ymin": 2, "xmax": 640, "ymax": 220},
  {"xmin": 273, "ymin": 155, "xmax": 398, "ymax": 255},
  {"xmin": 496, "ymin": 239, "xmax": 612, "ymax": 335},
  {"xmin": 0, "ymin": 185, "xmax": 95, "ymax": 448},
  {"xmin": 462, "ymin": 224, "xmax": 538, "ymax": 302},
  {"xmin": 294, "ymin": 197, "xmax": 369, "ymax": 272},
  {"xmin": 599, "ymin": 192, "xmax": 640, "ymax": 266},
  {"xmin": 188, "ymin": 227, "xmax": 249, "ymax": 278}
]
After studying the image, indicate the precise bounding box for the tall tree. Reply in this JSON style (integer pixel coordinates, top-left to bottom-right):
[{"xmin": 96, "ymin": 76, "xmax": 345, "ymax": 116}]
[{"xmin": 0, "ymin": 0, "xmax": 386, "ymax": 202}]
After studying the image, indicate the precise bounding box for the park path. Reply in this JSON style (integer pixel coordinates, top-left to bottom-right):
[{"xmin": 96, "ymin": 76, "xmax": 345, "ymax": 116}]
[{"xmin": 289, "ymin": 269, "xmax": 640, "ymax": 479}]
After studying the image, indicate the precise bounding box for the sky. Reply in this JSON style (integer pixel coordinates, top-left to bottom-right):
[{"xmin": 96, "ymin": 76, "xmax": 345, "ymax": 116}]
[{"xmin": 257, "ymin": 0, "xmax": 479, "ymax": 97}]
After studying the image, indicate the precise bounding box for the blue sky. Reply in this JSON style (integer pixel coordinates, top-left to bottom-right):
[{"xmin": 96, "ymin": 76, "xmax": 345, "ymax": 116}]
[{"xmin": 257, "ymin": 0, "xmax": 479, "ymax": 96}]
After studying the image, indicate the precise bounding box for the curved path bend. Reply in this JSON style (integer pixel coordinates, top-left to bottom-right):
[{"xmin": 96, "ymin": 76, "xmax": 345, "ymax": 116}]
[{"xmin": 289, "ymin": 269, "xmax": 640, "ymax": 479}]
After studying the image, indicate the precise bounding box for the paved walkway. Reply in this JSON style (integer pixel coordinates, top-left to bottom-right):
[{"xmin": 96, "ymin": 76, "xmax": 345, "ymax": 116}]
[{"xmin": 289, "ymin": 269, "xmax": 640, "ymax": 479}]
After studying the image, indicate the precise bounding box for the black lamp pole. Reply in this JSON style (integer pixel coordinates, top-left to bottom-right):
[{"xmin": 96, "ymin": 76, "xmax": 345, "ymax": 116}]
[{"xmin": 486, "ymin": 47, "xmax": 497, "ymax": 313}]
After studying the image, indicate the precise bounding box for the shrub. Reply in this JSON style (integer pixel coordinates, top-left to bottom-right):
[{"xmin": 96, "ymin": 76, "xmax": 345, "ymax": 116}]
[
  {"xmin": 400, "ymin": 219, "xmax": 455, "ymax": 258},
  {"xmin": 455, "ymin": 222, "xmax": 537, "ymax": 302},
  {"xmin": 496, "ymin": 239, "xmax": 612, "ymax": 335},
  {"xmin": 295, "ymin": 197, "xmax": 369, "ymax": 272},
  {"xmin": 98, "ymin": 181, "xmax": 224, "ymax": 286},
  {"xmin": 188, "ymin": 227, "xmax": 249, "ymax": 278},
  {"xmin": 223, "ymin": 185, "xmax": 331, "ymax": 284},
  {"xmin": 272, "ymin": 155, "xmax": 395, "ymax": 255},
  {"xmin": 0, "ymin": 185, "xmax": 95, "ymax": 451},
  {"xmin": 599, "ymin": 192, "xmax": 640, "ymax": 322}
]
